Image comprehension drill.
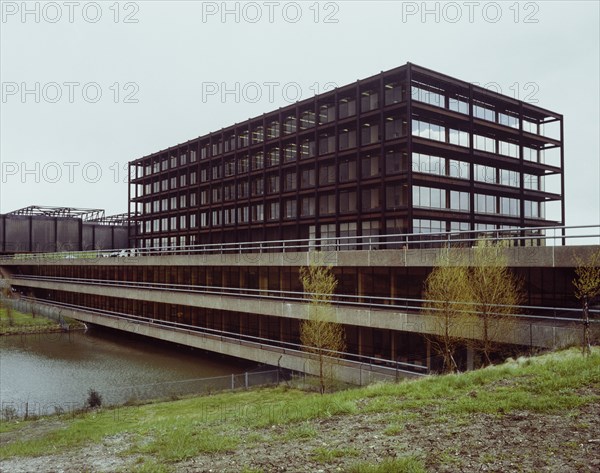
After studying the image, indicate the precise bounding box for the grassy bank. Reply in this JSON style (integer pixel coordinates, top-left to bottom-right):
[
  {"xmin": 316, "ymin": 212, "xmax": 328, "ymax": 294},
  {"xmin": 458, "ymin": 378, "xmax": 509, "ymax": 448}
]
[
  {"xmin": 0, "ymin": 306, "xmax": 82, "ymax": 335},
  {"xmin": 0, "ymin": 348, "xmax": 598, "ymax": 472}
]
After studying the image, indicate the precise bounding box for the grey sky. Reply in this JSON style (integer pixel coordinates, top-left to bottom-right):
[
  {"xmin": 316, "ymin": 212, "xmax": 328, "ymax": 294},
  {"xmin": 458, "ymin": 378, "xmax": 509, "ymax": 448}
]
[{"xmin": 1, "ymin": 0, "xmax": 599, "ymax": 229}]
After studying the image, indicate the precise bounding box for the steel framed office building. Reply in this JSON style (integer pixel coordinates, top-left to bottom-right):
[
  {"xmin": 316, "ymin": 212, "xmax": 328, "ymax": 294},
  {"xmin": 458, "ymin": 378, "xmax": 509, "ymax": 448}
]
[{"xmin": 128, "ymin": 63, "xmax": 564, "ymax": 248}]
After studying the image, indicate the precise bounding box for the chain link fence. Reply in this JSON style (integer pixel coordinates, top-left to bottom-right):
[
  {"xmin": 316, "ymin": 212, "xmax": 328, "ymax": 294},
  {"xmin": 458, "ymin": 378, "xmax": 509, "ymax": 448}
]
[{"xmin": 1, "ymin": 369, "xmax": 290, "ymax": 420}]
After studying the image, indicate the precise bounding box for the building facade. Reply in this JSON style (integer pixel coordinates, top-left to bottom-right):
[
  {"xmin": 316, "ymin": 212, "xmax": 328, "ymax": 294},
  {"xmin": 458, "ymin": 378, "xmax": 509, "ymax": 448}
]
[{"xmin": 128, "ymin": 63, "xmax": 564, "ymax": 248}]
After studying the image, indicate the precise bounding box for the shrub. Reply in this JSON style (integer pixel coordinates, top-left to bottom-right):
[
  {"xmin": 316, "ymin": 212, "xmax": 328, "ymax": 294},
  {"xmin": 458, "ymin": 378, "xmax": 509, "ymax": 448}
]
[{"xmin": 86, "ymin": 389, "xmax": 103, "ymax": 409}]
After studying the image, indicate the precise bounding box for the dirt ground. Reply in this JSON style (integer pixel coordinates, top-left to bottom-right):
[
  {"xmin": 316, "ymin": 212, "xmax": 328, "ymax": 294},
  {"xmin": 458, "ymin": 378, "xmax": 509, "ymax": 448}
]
[{"xmin": 2, "ymin": 401, "xmax": 599, "ymax": 472}]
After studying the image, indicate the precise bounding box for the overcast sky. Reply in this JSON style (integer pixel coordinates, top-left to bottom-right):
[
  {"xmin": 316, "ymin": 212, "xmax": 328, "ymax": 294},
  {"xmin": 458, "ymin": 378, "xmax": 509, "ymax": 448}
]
[{"xmin": 1, "ymin": 0, "xmax": 599, "ymax": 230}]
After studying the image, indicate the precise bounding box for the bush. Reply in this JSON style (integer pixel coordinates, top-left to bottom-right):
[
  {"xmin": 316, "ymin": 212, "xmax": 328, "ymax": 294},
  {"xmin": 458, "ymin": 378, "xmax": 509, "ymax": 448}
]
[{"xmin": 86, "ymin": 389, "xmax": 103, "ymax": 409}]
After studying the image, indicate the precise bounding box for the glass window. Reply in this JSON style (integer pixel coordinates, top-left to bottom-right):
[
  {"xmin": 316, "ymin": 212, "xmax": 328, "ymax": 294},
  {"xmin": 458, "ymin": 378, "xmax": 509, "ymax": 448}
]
[
  {"xmin": 319, "ymin": 104, "xmax": 335, "ymax": 124},
  {"xmin": 386, "ymin": 150, "xmax": 405, "ymax": 175},
  {"xmin": 237, "ymin": 181, "xmax": 248, "ymax": 198},
  {"xmin": 523, "ymin": 146, "xmax": 538, "ymax": 162},
  {"xmin": 319, "ymin": 162, "xmax": 336, "ymax": 186},
  {"xmin": 386, "ymin": 184, "xmax": 405, "ymax": 210},
  {"xmin": 252, "ymin": 152, "xmax": 264, "ymax": 170},
  {"xmin": 339, "ymin": 191, "xmax": 357, "ymax": 213},
  {"xmin": 339, "ymin": 128, "xmax": 356, "ymax": 150},
  {"xmin": 339, "ymin": 158, "xmax": 356, "ymax": 182},
  {"xmin": 413, "ymin": 218, "xmax": 445, "ymax": 234},
  {"xmin": 268, "ymin": 201, "xmax": 280, "ymax": 221},
  {"xmin": 284, "ymin": 199, "xmax": 297, "ymax": 219},
  {"xmin": 473, "ymin": 103, "xmax": 496, "ymax": 122},
  {"xmin": 284, "ymin": 170, "xmax": 297, "ymax": 191},
  {"xmin": 251, "ymin": 177, "xmax": 264, "ymax": 196},
  {"xmin": 500, "ymin": 169, "xmax": 519, "ymax": 187},
  {"xmin": 449, "ymin": 97, "xmax": 468, "ymax": 114},
  {"xmin": 475, "ymin": 193, "xmax": 497, "ymax": 214},
  {"xmin": 283, "ymin": 115, "xmax": 296, "ymax": 134},
  {"xmin": 267, "ymin": 147, "xmax": 280, "ymax": 167},
  {"xmin": 267, "ymin": 121, "xmax": 280, "ymax": 139},
  {"xmin": 361, "ymin": 187, "xmax": 380, "ymax": 211},
  {"xmin": 252, "ymin": 204, "xmax": 264, "ymax": 222},
  {"xmin": 224, "ymin": 182, "xmax": 235, "ymax": 201},
  {"xmin": 448, "ymin": 128, "xmax": 470, "ymax": 147},
  {"xmin": 319, "ymin": 194, "xmax": 336, "ymax": 215},
  {"xmin": 212, "ymin": 164, "xmax": 222, "ymax": 180},
  {"xmin": 319, "ymin": 133, "xmax": 336, "ymax": 154},
  {"xmin": 524, "ymin": 174, "xmax": 540, "ymax": 190},
  {"xmin": 450, "ymin": 191, "xmax": 470, "ymax": 212},
  {"xmin": 211, "ymin": 187, "xmax": 221, "ymax": 203},
  {"xmin": 523, "ymin": 119, "xmax": 538, "ymax": 134},
  {"xmin": 224, "ymin": 159, "xmax": 235, "ymax": 177},
  {"xmin": 301, "ymin": 196, "xmax": 315, "ymax": 217},
  {"xmin": 361, "ymin": 154, "xmax": 380, "ymax": 178},
  {"xmin": 412, "ymin": 119, "xmax": 444, "ymax": 142},
  {"xmin": 474, "ymin": 134, "xmax": 496, "ymax": 153},
  {"xmin": 284, "ymin": 143, "xmax": 297, "ymax": 162},
  {"xmin": 300, "ymin": 110, "xmax": 315, "ymax": 129},
  {"xmin": 500, "ymin": 197, "xmax": 520, "ymax": 216},
  {"xmin": 412, "ymin": 85, "xmax": 444, "ymax": 107},
  {"xmin": 339, "ymin": 96, "xmax": 356, "ymax": 118},
  {"xmin": 300, "ymin": 139, "xmax": 316, "ymax": 159},
  {"xmin": 475, "ymin": 164, "xmax": 496, "ymax": 184},
  {"xmin": 267, "ymin": 174, "xmax": 279, "ymax": 194},
  {"xmin": 238, "ymin": 155, "xmax": 249, "ymax": 173},
  {"xmin": 499, "ymin": 112, "xmax": 519, "ymax": 128},
  {"xmin": 224, "ymin": 207, "xmax": 235, "ymax": 225},
  {"xmin": 499, "ymin": 140, "xmax": 519, "ymax": 158},
  {"xmin": 413, "ymin": 186, "xmax": 446, "ymax": 209},
  {"xmin": 252, "ymin": 126, "xmax": 264, "ymax": 144},
  {"xmin": 449, "ymin": 160, "xmax": 470, "ymax": 179},
  {"xmin": 385, "ymin": 82, "xmax": 402, "ymax": 105},
  {"xmin": 385, "ymin": 116, "xmax": 404, "ymax": 140},
  {"xmin": 524, "ymin": 200, "xmax": 540, "ymax": 218},
  {"xmin": 361, "ymin": 123, "xmax": 379, "ymax": 145},
  {"xmin": 238, "ymin": 131, "xmax": 249, "ymax": 147},
  {"xmin": 361, "ymin": 90, "xmax": 379, "ymax": 111},
  {"xmin": 301, "ymin": 167, "xmax": 316, "ymax": 188},
  {"xmin": 237, "ymin": 206, "xmax": 249, "ymax": 223}
]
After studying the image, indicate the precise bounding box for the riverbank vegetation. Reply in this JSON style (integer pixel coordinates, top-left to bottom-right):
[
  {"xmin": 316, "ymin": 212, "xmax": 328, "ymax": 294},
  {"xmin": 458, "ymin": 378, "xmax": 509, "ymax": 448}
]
[
  {"xmin": 0, "ymin": 306, "xmax": 82, "ymax": 335},
  {"xmin": 0, "ymin": 347, "xmax": 598, "ymax": 472}
]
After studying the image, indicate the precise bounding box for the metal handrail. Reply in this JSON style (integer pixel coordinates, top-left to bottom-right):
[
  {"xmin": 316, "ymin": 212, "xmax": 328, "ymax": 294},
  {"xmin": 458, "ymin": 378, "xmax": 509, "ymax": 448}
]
[
  {"xmin": 1, "ymin": 224, "xmax": 599, "ymax": 261},
  {"xmin": 16, "ymin": 296, "xmax": 428, "ymax": 376},
  {"xmin": 10, "ymin": 274, "xmax": 599, "ymax": 324}
]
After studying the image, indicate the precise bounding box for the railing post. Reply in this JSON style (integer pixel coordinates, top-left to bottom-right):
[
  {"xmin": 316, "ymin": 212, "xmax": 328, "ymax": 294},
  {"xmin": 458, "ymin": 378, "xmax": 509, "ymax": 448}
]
[
  {"xmin": 245, "ymin": 371, "xmax": 249, "ymax": 389},
  {"xmin": 231, "ymin": 373, "xmax": 235, "ymax": 390}
]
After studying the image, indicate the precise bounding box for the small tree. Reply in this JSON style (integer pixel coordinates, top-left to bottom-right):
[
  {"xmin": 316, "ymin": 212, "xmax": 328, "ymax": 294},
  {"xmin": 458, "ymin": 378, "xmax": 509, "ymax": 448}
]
[
  {"xmin": 573, "ymin": 249, "xmax": 600, "ymax": 356},
  {"xmin": 86, "ymin": 389, "xmax": 103, "ymax": 409},
  {"xmin": 0, "ymin": 285, "xmax": 14, "ymax": 327},
  {"xmin": 469, "ymin": 239, "xmax": 524, "ymax": 366},
  {"xmin": 299, "ymin": 264, "xmax": 346, "ymax": 394},
  {"xmin": 423, "ymin": 249, "xmax": 474, "ymax": 373}
]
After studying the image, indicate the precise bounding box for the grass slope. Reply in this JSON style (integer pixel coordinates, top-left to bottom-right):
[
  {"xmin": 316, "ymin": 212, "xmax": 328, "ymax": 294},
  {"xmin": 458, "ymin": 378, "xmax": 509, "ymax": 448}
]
[{"xmin": 0, "ymin": 347, "xmax": 598, "ymax": 472}]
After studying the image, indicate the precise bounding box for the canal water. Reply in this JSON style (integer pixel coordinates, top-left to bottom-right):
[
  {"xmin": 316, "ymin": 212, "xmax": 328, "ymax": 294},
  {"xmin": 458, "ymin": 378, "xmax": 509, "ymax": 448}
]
[{"xmin": 0, "ymin": 328, "xmax": 256, "ymax": 416}]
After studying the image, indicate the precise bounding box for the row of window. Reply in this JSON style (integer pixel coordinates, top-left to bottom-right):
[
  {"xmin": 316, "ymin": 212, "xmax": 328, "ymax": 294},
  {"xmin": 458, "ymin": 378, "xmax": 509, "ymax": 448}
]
[
  {"xmin": 412, "ymin": 185, "xmax": 544, "ymax": 218},
  {"xmin": 138, "ymin": 156, "xmax": 546, "ymax": 215},
  {"xmin": 412, "ymin": 119, "xmax": 542, "ymax": 162},
  {"xmin": 140, "ymin": 217, "xmax": 397, "ymax": 249},
  {"xmin": 138, "ymin": 150, "xmax": 409, "ymax": 204},
  {"xmin": 138, "ymin": 184, "xmax": 408, "ymax": 234},
  {"xmin": 412, "ymin": 219, "xmax": 545, "ymax": 235},
  {"xmin": 412, "ymin": 152, "xmax": 543, "ymax": 189},
  {"xmin": 411, "ymin": 83, "xmax": 542, "ymax": 134},
  {"xmin": 136, "ymin": 120, "xmax": 407, "ymax": 184}
]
